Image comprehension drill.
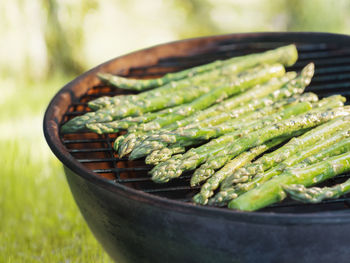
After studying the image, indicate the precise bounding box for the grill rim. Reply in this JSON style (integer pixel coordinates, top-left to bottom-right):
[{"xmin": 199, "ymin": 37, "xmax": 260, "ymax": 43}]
[{"xmin": 44, "ymin": 31, "xmax": 350, "ymax": 225}]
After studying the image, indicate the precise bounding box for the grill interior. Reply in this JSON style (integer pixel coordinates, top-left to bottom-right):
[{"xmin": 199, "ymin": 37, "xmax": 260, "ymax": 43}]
[{"xmin": 60, "ymin": 40, "xmax": 350, "ymax": 213}]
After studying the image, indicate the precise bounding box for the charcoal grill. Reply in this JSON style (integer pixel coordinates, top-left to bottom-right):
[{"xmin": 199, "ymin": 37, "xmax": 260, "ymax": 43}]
[{"xmin": 44, "ymin": 32, "xmax": 350, "ymax": 263}]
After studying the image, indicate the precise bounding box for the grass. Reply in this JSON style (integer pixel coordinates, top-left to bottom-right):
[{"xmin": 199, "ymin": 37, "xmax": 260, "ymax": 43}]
[{"xmin": 0, "ymin": 76, "xmax": 113, "ymax": 262}]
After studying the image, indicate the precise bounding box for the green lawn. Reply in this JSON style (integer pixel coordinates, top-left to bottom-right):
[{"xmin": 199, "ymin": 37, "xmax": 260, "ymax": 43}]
[{"xmin": 0, "ymin": 77, "xmax": 113, "ymax": 262}]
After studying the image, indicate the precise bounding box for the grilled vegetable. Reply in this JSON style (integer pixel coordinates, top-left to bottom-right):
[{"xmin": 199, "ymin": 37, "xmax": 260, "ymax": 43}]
[
  {"xmin": 228, "ymin": 151, "xmax": 350, "ymax": 211},
  {"xmin": 219, "ymin": 100, "xmax": 347, "ymax": 190},
  {"xmin": 189, "ymin": 101, "xmax": 314, "ymax": 186},
  {"xmin": 116, "ymin": 64, "xmax": 286, "ymax": 156},
  {"xmin": 132, "ymin": 93, "xmax": 318, "ymax": 161},
  {"xmin": 62, "ymin": 63, "xmax": 285, "ymax": 134},
  {"xmin": 86, "ymin": 105, "xmax": 181, "ymax": 133},
  {"xmin": 97, "ymin": 44, "xmax": 298, "ymax": 91},
  {"xmin": 128, "ymin": 64, "xmax": 315, "ymax": 159},
  {"xmin": 210, "ymin": 119, "xmax": 350, "ymax": 206},
  {"xmin": 151, "ymin": 106, "xmax": 350, "ymax": 183},
  {"xmin": 284, "ymin": 178, "xmax": 350, "ymax": 203},
  {"xmin": 192, "ymin": 137, "xmax": 287, "ymax": 205}
]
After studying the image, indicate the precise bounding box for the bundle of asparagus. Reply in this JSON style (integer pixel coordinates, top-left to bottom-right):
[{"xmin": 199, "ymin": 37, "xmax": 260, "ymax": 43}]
[{"xmin": 61, "ymin": 44, "xmax": 350, "ymax": 211}]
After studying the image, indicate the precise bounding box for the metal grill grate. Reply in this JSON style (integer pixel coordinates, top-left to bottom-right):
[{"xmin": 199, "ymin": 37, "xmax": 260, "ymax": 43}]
[{"xmin": 60, "ymin": 40, "xmax": 350, "ymax": 212}]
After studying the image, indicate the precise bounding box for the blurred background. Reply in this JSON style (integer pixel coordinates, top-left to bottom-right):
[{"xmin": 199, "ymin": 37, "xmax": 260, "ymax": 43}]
[{"xmin": 1, "ymin": 0, "xmax": 349, "ymax": 262}]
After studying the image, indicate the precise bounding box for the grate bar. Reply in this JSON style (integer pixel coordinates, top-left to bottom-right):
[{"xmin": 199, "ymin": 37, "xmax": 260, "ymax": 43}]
[
  {"xmin": 77, "ymin": 157, "xmax": 119, "ymax": 163},
  {"xmin": 68, "ymin": 148, "xmax": 111, "ymax": 153},
  {"xmin": 93, "ymin": 167, "xmax": 150, "ymax": 173},
  {"xmin": 63, "ymin": 138, "xmax": 115, "ymax": 144},
  {"xmin": 143, "ymin": 185, "xmax": 200, "ymax": 193}
]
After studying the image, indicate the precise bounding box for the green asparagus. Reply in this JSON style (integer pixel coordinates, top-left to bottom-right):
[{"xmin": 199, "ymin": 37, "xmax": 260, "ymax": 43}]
[
  {"xmin": 151, "ymin": 106, "xmax": 350, "ymax": 183},
  {"xmin": 192, "ymin": 137, "xmax": 288, "ymax": 205},
  {"xmin": 189, "ymin": 101, "xmax": 314, "ymax": 186},
  {"xmin": 219, "ymin": 99, "xmax": 347, "ymax": 190},
  {"xmin": 62, "ymin": 63, "xmax": 285, "ymax": 134},
  {"xmin": 228, "ymin": 151, "xmax": 350, "ymax": 211},
  {"xmin": 128, "ymin": 64, "xmax": 314, "ymax": 159},
  {"xmin": 284, "ymin": 177, "xmax": 350, "ymax": 203},
  {"xmin": 210, "ymin": 121, "xmax": 350, "ymax": 206},
  {"xmin": 118, "ymin": 64, "xmax": 286, "ymax": 157},
  {"xmin": 236, "ymin": 127, "xmax": 350, "ymax": 191},
  {"xmin": 145, "ymin": 145, "xmax": 187, "ymax": 165},
  {"xmin": 97, "ymin": 44, "xmax": 298, "ymax": 91},
  {"xmin": 130, "ymin": 93, "xmax": 316, "ymax": 160},
  {"xmin": 137, "ymin": 64, "xmax": 286, "ymax": 131},
  {"xmin": 86, "ymin": 105, "xmax": 182, "ymax": 134}
]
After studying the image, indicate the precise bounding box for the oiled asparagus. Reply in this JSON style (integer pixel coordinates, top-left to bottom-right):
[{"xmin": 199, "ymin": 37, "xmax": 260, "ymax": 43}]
[
  {"xmin": 192, "ymin": 137, "xmax": 287, "ymax": 205},
  {"xmin": 129, "ymin": 64, "xmax": 314, "ymax": 158},
  {"xmin": 210, "ymin": 120, "xmax": 350, "ymax": 206},
  {"xmin": 137, "ymin": 64, "xmax": 286, "ymax": 131},
  {"xmin": 118, "ymin": 64, "xmax": 286, "ymax": 156},
  {"xmin": 235, "ymin": 128, "xmax": 350, "ymax": 192},
  {"xmin": 86, "ymin": 105, "xmax": 182, "ymax": 134},
  {"xmin": 97, "ymin": 44, "xmax": 298, "ymax": 91},
  {"xmin": 219, "ymin": 98, "xmax": 347, "ymax": 189},
  {"xmin": 62, "ymin": 64, "xmax": 285, "ymax": 134},
  {"xmin": 190, "ymin": 101, "xmax": 313, "ymax": 186},
  {"xmin": 145, "ymin": 145, "xmax": 187, "ymax": 165},
  {"xmin": 228, "ymin": 151, "xmax": 350, "ymax": 211},
  {"xmin": 284, "ymin": 177, "xmax": 350, "ymax": 203},
  {"xmin": 131, "ymin": 93, "xmax": 317, "ymax": 161},
  {"xmin": 151, "ymin": 106, "xmax": 350, "ymax": 183}
]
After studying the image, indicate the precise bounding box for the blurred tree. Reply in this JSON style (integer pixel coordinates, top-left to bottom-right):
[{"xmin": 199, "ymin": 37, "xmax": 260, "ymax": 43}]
[
  {"xmin": 169, "ymin": 0, "xmax": 220, "ymax": 38},
  {"xmin": 42, "ymin": 0, "xmax": 98, "ymax": 77},
  {"xmin": 270, "ymin": 0, "xmax": 350, "ymax": 33}
]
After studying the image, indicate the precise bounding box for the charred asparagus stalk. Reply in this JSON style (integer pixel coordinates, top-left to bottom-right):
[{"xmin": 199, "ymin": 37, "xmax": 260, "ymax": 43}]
[
  {"xmin": 151, "ymin": 106, "xmax": 350, "ymax": 183},
  {"xmin": 97, "ymin": 44, "xmax": 298, "ymax": 91},
  {"xmin": 228, "ymin": 151, "xmax": 350, "ymax": 211}
]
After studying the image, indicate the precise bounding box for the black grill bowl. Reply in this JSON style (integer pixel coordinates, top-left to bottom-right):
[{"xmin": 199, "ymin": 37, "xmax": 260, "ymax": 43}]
[{"xmin": 44, "ymin": 32, "xmax": 350, "ymax": 263}]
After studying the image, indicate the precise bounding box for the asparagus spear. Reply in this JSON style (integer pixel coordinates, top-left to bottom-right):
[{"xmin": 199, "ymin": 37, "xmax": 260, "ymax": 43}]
[
  {"xmin": 62, "ymin": 63, "xmax": 285, "ymax": 134},
  {"xmin": 145, "ymin": 145, "xmax": 187, "ymax": 165},
  {"xmin": 118, "ymin": 64, "xmax": 286, "ymax": 156},
  {"xmin": 130, "ymin": 93, "xmax": 316, "ymax": 160},
  {"xmin": 143, "ymin": 94, "xmax": 317, "ymax": 164},
  {"xmin": 90, "ymin": 64, "xmax": 237, "ymax": 111},
  {"xmin": 284, "ymin": 178, "xmax": 350, "ymax": 203},
  {"xmin": 97, "ymin": 44, "xmax": 298, "ymax": 91},
  {"xmin": 210, "ymin": 121, "xmax": 350, "ymax": 206},
  {"xmin": 189, "ymin": 101, "xmax": 314, "ymax": 186},
  {"xmin": 192, "ymin": 137, "xmax": 288, "ymax": 205},
  {"xmin": 219, "ymin": 97, "xmax": 347, "ymax": 190},
  {"xmin": 159, "ymin": 64, "xmax": 310, "ymax": 131},
  {"xmin": 86, "ymin": 105, "xmax": 182, "ymax": 134},
  {"xmin": 298, "ymin": 137, "xmax": 350, "ymax": 167},
  {"xmin": 137, "ymin": 64, "xmax": 286, "ymax": 131},
  {"xmin": 151, "ymin": 106, "xmax": 350, "ymax": 183},
  {"xmin": 128, "ymin": 64, "xmax": 314, "ymax": 158},
  {"xmin": 236, "ymin": 127, "xmax": 350, "ymax": 190},
  {"xmin": 228, "ymin": 151, "xmax": 350, "ymax": 211}
]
